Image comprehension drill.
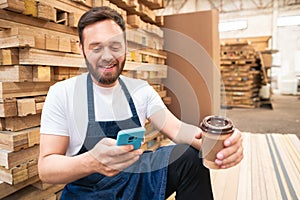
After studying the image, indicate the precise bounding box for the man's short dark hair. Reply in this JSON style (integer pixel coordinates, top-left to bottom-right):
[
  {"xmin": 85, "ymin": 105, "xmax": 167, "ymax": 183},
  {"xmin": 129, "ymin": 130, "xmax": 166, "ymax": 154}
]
[{"xmin": 78, "ymin": 6, "xmax": 126, "ymax": 44}]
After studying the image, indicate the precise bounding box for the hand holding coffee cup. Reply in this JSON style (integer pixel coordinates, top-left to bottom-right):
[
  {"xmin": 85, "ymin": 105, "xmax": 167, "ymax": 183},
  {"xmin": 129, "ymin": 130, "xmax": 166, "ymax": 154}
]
[{"xmin": 200, "ymin": 115, "xmax": 235, "ymax": 169}]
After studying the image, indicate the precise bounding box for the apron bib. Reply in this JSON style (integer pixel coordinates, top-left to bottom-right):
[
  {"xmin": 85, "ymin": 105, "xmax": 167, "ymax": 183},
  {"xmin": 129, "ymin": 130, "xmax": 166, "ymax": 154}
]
[{"xmin": 60, "ymin": 74, "xmax": 174, "ymax": 200}]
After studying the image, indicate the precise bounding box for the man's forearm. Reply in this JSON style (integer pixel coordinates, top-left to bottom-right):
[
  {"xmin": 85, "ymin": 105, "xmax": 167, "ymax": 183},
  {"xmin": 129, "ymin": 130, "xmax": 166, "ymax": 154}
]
[{"xmin": 38, "ymin": 152, "xmax": 95, "ymax": 184}]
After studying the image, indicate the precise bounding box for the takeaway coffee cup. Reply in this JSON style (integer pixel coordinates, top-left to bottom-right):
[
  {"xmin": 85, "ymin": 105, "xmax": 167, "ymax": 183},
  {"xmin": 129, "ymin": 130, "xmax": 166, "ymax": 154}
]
[{"xmin": 200, "ymin": 115, "xmax": 234, "ymax": 169}]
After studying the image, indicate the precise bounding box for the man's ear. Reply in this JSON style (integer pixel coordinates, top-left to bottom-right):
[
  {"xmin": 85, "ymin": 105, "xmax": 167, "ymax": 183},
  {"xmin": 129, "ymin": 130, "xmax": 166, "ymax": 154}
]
[{"xmin": 79, "ymin": 42, "xmax": 83, "ymax": 56}]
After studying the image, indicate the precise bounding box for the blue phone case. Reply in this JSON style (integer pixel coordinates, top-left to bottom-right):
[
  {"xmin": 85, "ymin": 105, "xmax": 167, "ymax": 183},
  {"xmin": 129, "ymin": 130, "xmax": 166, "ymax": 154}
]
[{"xmin": 116, "ymin": 127, "xmax": 146, "ymax": 150}]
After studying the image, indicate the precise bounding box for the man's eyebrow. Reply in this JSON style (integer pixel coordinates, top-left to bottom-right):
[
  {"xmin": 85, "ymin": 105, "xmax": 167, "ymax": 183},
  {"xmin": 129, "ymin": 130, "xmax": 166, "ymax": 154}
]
[{"xmin": 89, "ymin": 42, "xmax": 102, "ymax": 47}]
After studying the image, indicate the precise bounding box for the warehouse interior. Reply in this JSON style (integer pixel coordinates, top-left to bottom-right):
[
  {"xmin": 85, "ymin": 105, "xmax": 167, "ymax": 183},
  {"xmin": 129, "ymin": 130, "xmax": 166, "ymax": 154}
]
[{"xmin": 0, "ymin": 0, "xmax": 299, "ymax": 199}]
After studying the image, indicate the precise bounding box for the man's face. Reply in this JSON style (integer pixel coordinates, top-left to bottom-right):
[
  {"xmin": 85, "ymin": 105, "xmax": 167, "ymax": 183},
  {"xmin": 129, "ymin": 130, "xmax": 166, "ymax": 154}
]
[{"xmin": 80, "ymin": 19, "xmax": 126, "ymax": 87}]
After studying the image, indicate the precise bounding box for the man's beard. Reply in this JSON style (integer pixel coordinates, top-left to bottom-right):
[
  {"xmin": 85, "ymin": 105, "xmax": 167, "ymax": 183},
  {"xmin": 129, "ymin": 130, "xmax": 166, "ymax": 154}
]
[{"xmin": 84, "ymin": 57, "xmax": 125, "ymax": 85}]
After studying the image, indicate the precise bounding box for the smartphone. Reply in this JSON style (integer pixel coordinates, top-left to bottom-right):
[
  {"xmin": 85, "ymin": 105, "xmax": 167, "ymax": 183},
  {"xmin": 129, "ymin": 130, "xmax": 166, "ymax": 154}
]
[{"xmin": 116, "ymin": 127, "xmax": 146, "ymax": 150}]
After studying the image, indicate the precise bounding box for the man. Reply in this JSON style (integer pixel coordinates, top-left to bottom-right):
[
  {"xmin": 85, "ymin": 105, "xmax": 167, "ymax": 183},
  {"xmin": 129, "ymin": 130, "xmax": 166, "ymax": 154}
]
[{"xmin": 38, "ymin": 6, "xmax": 243, "ymax": 200}]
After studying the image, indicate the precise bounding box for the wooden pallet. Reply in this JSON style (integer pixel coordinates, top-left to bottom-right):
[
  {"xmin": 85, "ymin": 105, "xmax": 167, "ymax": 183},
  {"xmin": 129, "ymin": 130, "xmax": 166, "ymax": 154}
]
[{"xmin": 210, "ymin": 133, "xmax": 300, "ymax": 200}]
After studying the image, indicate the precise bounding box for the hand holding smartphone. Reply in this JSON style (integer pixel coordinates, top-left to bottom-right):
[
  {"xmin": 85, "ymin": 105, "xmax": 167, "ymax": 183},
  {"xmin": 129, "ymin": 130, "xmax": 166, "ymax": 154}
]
[{"xmin": 116, "ymin": 127, "xmax": 146, "ymax": 150}]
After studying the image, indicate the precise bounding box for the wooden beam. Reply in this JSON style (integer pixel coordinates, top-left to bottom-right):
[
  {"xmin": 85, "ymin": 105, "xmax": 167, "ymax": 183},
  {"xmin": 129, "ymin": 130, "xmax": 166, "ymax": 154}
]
[
  {"xmin": 0, "ymin": 113, "xmax": 41, "ymax": 132},
  {"xmin": 37, "ymin": 2, "xmax": 56, "ymax": 21},
  {"xmin": 69, "ymin": 12, "xmax": 82, "ymax": 28},
  {"xmin": 0, "ymin": 175, "xmax": 39, "ymax": 199},
  {"xmin": 0, "ymin": 48, "xmax": 19, "ymax": 65},
  {"xmin": 0, "ymin": 26, "xmax": 78, "ymax": 53},
  {"xmin": 0, "ymin": 0, "xmax": 25, "ymax": 13},
  {"xmin": 0, "ymin": 163, "xmax": 28, "ymax": 185},
  {"xmin": 0, "ymin": 9, "xmax": 78, "ymax": 36},
  {"xmin": 0, "ymin": 35, "xmax": 35, "ymax": 49},
  {"xmin": 0, "ymin": 145, "xmax": 39, "ymax": 169},
  {"xmin": 0, "ymin": 81, "xmax": 53, "ymax": 99},
  {"xmin": 2, "ymin": 184, "xmax": 65, "ymax": 200},
  {"xmin": 58, "ymin": 37, "xmax": 71, "ymax": 52},
  {"xmin": 23, "ymin": 0, "xmax": 38, "ymax": 17},
  {"xmin": 32, "ymin": 65, "xmax": 52, "ymax": 82},
  {"xmin": 0, "ymin": 65, "xmax": 33, "ymax": 82},
  {"xmin": 17, "ymin": 98, "xmax": 36, "ymax": 117},
  {"xmin": 0, "ymin": 127, "xmax": 40, "ymax": 151},
  {"xmin": 19, "ymin": 48, "xmax": 84, "ymax": 67},
  {"xmin": 0, "ymin": 98, "xmax": 17, "ymax": 117}
]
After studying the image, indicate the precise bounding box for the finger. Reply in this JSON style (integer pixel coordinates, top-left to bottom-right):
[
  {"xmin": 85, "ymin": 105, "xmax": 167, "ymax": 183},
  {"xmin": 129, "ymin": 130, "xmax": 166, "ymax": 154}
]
[
  {"xmin": 108, "ymin": 153, "xmax": 141, "ymax": 171},
  {"xmin": 220, "ymin": 150, "xmax": 244, "ymax": 169},
  {"xmin": 106, "ymin": 144, "xmax": 135, "ymax": 157},
  {"xmin": 224, "ymin": 128, "xmax": 242, "ymax": 147},
  {"xmin": 115, "ymin": 149, "xmax": 143, "ymax": 162},
  {"xmin": 194, "ymin": 128, "xmax": 203, "ymax": 139},
  {"xmin": 100, "ymin": 137, "xmax": 117, "ymax": 146},
  {"xmin": 216, "ymin": 136, "xmax": 243, "ymax": 161},
  {"xmin": 217, "ymin": 144, "xmax": 244, "ymax": 167}
]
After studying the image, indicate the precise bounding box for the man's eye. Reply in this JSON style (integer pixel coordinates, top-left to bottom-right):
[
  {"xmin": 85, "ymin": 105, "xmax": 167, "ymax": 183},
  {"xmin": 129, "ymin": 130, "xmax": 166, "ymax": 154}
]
[
  {"xmin": 110, "ymin": 45, "xmax": 122, "ymax": 52},
  {"xmin": 93, "ymin": 46, "xmax": 103, "ymax": 53}
]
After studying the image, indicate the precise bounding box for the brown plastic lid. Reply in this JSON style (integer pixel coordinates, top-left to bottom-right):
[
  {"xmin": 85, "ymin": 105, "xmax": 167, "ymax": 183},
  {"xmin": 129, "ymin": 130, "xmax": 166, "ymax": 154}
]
[{"xmin": 200, "ymin": 115, "xmax": 234, "ymax": 135}]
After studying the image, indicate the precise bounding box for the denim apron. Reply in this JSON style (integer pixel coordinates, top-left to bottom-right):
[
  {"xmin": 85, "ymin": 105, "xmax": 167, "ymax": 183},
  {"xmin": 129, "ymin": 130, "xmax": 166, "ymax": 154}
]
[{"xmin": 60, "ymin": 73, "xmax": 174, "ymax": 200}]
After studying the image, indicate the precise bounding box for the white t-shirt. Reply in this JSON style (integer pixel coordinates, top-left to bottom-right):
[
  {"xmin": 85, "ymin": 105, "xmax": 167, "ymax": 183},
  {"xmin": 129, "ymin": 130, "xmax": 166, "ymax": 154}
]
[{"xmin": 40, "ymin": 73, "xmax": 166, "ymax": 156}]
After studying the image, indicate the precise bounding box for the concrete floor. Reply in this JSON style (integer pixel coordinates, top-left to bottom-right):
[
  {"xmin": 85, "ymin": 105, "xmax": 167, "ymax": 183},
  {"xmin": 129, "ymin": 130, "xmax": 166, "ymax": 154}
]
[{"xmin": 223, "ymin": 94, "xmax": 300, "ymax": 138}]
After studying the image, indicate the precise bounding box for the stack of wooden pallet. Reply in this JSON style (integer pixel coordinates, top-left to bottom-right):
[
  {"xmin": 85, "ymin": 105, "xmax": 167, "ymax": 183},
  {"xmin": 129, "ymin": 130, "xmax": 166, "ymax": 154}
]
[
  {"xmin": 220, "ymin": 42, "xmax": 261, "ymax": 108},
  {"xmin": 0, "ymin": 0, "xmax": 168, "ymax": 198}
]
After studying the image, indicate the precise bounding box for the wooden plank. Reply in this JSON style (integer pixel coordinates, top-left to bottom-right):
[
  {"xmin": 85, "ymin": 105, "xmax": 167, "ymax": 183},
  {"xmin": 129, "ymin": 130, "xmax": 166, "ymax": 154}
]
[
  {"xmin": 0, "ymin": 145, "xmax": 39, "ymax": 169},
  {"xmin": 0, "ymin": 65, "xmax": 33, "ymax": 82},
  {"xmin": 0, "ymin": 35, "xmax": 35, "ymax": 48},
  {"xmin": 34, "ymin": 33, "xmax": 46, "ymax": 49},
  {"xmin": 2, "ymin": 184, "xmax": 65, "ymax": 200},
  {"xmin": 266, "ymin": 134, "xmax": 288, "ymax": 199},
  {"xmin": 19, "ymin": 48, "xmax": 84, "ymax": 67},
  {"xmin": 272, "ymin": 134, "xmax": 300, "ymax": 198},
  {"xmin": 45, "ymin": 35, "xmax": 59, "ymax": 51},
  {"xmin": 58, "ymin": 37, "xmax": 71, "ymax": 52},
  {"xmin": 0, "ymin": 48, "xmax": 19, "ymax": 65},
  {"xmin": 40, "ymin": 0, "xmax": 88, "ymax": 14},
  {"xmin": 0, "ymin": 175, "xmax": 39, "ymax": 199},
  {"xmin": 37, "ymin": 2, "xmax": 56, "ymax": 21},
  {"xmin": 69, "ymin": 12, "xmax": 82, "ymax": 28},
  {"xmin": 27, "ymin": 127, "xmax": 40, "ymax": 147},
  {"xmin": 70, "ymin": 0, "xmax": 92, "ymax": 7},
  {"xmin": 33, "ymin": 65, "xmax": 52, "ymax": 82},
  {"xmin": 0, "ymin": 81, "xmax": 53, "ymax": 99},
  {"xmin": 27, "ymin": 159, "xmax": 38, "ymax": 178},
  {"xmin": 0, "ymin": 129, "xmax": 29, "ymax": 151},
  {"xmin": 0, "ymin": 25, "xmax": 78, "ymax": 53},
  {"xmin": 1, "ymin": 113, "xmax": 41, "ymax": 132},
  {"xmin": 0, "ymin": 163, "xmax": 28, "ymax": 185},
  {"xmin": 0, "ymin": 127, "xmax": 39, "ymax": 151},
  {"xmin": 0, "ymin": 9, "xmax": 78, "ymax": 36},
  {"xmin": 17, "ymin": 98, "xmax": 36, "ymax": 117},
  {"xmin": 236, "ymin": 133, "xmax": 250, "ymax": 199},
  {"xmin": 259, "ymin": 134, "xmax": 282, "ymax": 199},
  {"xmin": 34, "ymin": 96, "xmax": 46, "ymax": 114},
  {"xmin": 23, "ymin": 0, "xmax": 38, "ymax": 17},
  {"xmin": 31, "ymin": 180, "xmax": 53, "ymax": 190},
  {"xmin": 70, "ymin": 38, "xmax": 80, "ymax": 54},
  {"xmin": 0, "ymin": 0, "xmax": 25, "ymax": 13},
  {"xmin": 35, "ymin": 102, "xmax": 44, "ymax": 114},
  {"xmin": 0, "ymin": 98, "xmax": 17, "ymax": 117}
]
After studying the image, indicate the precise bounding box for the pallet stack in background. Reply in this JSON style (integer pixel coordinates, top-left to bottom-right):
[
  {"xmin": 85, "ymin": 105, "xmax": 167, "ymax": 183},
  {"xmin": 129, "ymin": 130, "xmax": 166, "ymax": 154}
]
[
  {"xmin": 0, "ymin": 0, "xmax": 169, "ymax": 198},
  {"xmin": 220, "ymin": 42, "xmax": 262, "ymax": 108}
]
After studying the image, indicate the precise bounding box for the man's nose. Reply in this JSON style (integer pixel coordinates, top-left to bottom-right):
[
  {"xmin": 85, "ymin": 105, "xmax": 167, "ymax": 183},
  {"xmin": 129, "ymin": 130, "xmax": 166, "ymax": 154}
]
[{"xmin": 101, "ymin": 47, "xmax": 114, "ymax": 61}]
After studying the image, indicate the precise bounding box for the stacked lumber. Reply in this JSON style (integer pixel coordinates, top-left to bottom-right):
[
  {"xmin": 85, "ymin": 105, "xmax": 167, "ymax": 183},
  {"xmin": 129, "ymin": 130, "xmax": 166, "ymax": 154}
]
[
  {"xmin": 220, "ymin": 42, "xmax": 261, "ymax": 108},
  {"xmin": 210, "ymin": 132, "xmax": 300, "ymax": 200},
  {"xmin": 0, "ymin": 0, "xmax": 168, "ymax": 198}
]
